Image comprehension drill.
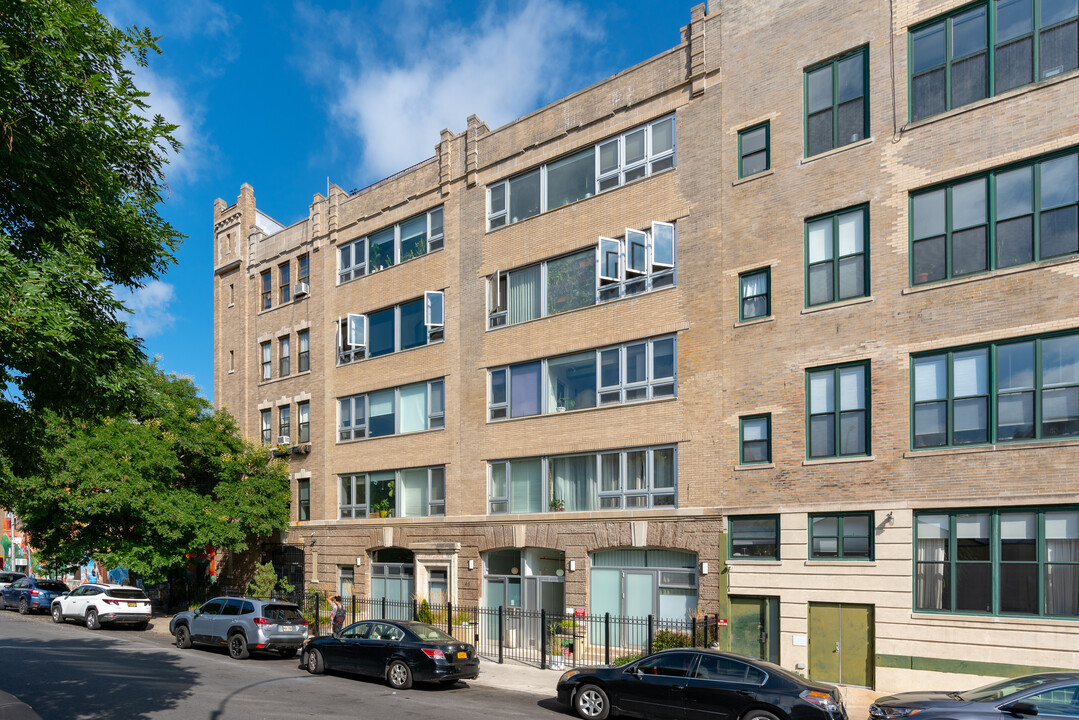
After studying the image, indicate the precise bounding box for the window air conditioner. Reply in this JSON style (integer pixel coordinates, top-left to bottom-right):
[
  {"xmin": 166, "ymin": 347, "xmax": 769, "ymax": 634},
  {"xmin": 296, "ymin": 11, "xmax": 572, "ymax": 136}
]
[
  {"xmin": 277, "ymin": 435, "xmax": 290, "ymax": 445},
  {"xmin": 293, "ymin": 281, "xmax": 310, "ymax": 297}
]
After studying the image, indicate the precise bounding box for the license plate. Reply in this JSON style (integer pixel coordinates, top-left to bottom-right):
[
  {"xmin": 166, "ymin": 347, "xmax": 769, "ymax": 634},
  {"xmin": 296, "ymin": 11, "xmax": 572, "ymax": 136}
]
[
  {"xmin": 127, "ymin": 602, "xmax": 137, "ymax": 607},
  {"xmin": 457, "ymin": 651, "xmax": 467, "ymax": 659},
  {"xmin": 282, "ymin": 625, "xmax": 293, "ymax": 632}
]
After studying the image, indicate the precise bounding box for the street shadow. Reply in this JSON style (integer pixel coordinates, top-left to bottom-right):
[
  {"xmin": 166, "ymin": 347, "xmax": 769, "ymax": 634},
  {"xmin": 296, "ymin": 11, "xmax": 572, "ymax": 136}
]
[
  {"xmin": 536, "ymin": 696, "xmax": 572, "ymax": 714},
  {"xmin": 0, "ymin": 631, "xmax": 196, "ymax": 719}
]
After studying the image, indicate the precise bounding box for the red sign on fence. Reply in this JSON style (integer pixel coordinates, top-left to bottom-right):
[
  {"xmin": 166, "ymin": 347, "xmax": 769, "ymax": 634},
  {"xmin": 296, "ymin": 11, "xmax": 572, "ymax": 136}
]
[{"xmin": 716, "ymin": 618, "xmax": 728, "ymax": 627}]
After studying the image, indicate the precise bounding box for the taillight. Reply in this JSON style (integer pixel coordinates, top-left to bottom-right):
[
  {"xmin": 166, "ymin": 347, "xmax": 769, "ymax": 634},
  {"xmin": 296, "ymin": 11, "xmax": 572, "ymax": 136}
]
[
  {"xmin": 254, "ymin": 617, "xmax": 272, "ymax": 625},
  {"xmin": 29, "ymin": 590, "xmax": 40, "ymax": 596},
  {"xmin": 801, "ymin": 690, "xmax": 842, "ymax": 713},
  {"xmin": 421, "ymin": 648, "xmax": 445, "ymax": 660},
  {"xmin": 300, "ymin": 618, "xmax": 308, "ymax": 625},
  {"xmin": 103, "ymin": 599, "xmax": 120, "ymax": 605}
]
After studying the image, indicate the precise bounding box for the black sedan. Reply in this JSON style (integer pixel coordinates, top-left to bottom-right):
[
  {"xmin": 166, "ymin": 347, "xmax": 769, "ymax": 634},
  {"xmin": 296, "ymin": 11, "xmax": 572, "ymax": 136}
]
[
  {"xmin": 301, "ymin": 619, "xmax": 479, "ymax": 690},
  {"xmin": 870, "ymin": 673, "xmax": 1079, "ymax": 720},
  {"xmin": 557, "ymin": 648, "xmax": 847, "ymax": 720}
]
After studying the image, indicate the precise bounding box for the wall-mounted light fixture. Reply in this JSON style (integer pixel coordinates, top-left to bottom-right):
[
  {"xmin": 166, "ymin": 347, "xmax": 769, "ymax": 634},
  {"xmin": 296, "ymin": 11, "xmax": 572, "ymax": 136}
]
[
  {"xmin": 569, "ymin": 560, "xmax": 576, "ymax": 572},
  {"xmin": 355, "ymin": 557, "xmax": 363, "ymax": 566},
  {"xmin": 701, "ymin": 562, "xmax": 709, "ymax": 575},
  {"xmin": 467, "ymin": 559, "xmax": 474, "ymax": 570}
]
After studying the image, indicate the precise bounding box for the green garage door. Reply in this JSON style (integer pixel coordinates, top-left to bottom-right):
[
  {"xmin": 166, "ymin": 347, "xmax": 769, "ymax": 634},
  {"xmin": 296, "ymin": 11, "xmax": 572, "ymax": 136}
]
[{"xmin": 808, "ymin": 602, "xmax": 874, "ymax": 688}]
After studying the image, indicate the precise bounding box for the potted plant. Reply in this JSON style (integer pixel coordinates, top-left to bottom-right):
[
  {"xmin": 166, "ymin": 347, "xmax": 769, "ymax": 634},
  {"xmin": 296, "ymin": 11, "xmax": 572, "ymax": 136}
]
[
  {"xmin": 549, "ymin": 497, "xmax": 565, "ymax": 512},
  {"xmin": 372, "ymin": 499, "xmax": 392, "ymax": 518}
]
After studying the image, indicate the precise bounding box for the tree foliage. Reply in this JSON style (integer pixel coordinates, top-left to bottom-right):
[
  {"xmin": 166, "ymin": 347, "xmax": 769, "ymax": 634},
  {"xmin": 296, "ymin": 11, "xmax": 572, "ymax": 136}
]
[
  {"xmin": 0, "ymin": 0, "xmax": 182, "ymax": 484},
  {"xmin": 10, "ymin": 364, "xmax": 291, "ymax": 582},
  {"xmin": 247, "ymin": 561, "xmax": 294, "ymax": 599}
]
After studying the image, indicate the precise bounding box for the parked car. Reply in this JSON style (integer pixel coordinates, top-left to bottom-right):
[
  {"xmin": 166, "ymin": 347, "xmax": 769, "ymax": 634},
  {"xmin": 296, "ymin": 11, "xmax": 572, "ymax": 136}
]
[
  {"xmin": 301, "ymin": 619, "xmax": 479, "ymax": 689},
  {"xmin": 557, "ymin": 648, "xmax": 847, "ymax": 720},
  {"xmin": 50, "ymin": 583, "xmax": 151, "ymax": 630},
  {"xmin": 870, "ymin": 672, "xmax": 1079, "ymax": 720},
  {"xmin": 169, "ymin": 596, "xmax": 308, "ymax": 660},
  {"xmin": 0, "ymin": 572, "xmax": 26, "ymax": 590},
  {"xmin": 1, "ymin": 577, "xmax": 70, "ymax": 615}
]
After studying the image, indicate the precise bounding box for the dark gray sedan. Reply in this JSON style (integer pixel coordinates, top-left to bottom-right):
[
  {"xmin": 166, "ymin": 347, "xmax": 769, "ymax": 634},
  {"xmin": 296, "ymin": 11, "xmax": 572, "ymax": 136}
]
[{"xmin": 870, "ymin": 673, "xmax": 1079, "ymax": 720}]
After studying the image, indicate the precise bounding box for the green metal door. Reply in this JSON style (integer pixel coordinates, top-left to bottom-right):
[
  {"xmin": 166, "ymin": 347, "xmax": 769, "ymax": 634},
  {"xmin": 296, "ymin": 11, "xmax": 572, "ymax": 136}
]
[
  {"xmin": 808, "ymin": 602, "xmax": 874, "ymax": 688},
  {"xmin": 730, "ymin": 596, "xmax": 779, "ymax": 662}
]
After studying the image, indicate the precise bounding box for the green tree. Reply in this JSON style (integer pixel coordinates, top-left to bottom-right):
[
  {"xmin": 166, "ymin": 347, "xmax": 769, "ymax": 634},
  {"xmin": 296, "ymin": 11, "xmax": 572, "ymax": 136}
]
[
  {"xmin": 247, "ymin": 561, "xmax": 295, "ymax": 599},
  {"xmin": 10, "ymin": 364, "xmax": 291, "ymax": 582},
  {"xmin": 0, "ymin": 0, "xmax": 182, "ymax": 486}
]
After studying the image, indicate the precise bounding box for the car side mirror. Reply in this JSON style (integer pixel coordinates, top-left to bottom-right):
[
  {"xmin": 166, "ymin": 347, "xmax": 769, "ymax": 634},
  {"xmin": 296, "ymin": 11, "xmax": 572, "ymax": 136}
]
[{"xmin": 1003, "ymin": 702, "xmax": 1038, "ymax": 717}]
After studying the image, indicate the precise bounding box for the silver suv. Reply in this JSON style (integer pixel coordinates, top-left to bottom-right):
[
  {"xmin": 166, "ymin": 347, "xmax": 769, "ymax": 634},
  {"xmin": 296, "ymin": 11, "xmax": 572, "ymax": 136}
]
[{"xmin": 169, "ymin": 596, "xmax": 308, "ymax": 660}]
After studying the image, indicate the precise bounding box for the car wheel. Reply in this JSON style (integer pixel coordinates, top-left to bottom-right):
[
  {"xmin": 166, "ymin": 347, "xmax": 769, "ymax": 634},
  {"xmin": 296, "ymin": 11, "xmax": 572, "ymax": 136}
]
[
  {"xmin": 306, "ymin": 648, "xmax": 325, "ymax": 674},
  {"xmin": 575, "ymin": 684, "xmax": 610, "ymax": 720},
  {"xmin": 51, "ymin": 605, "xmax": 64, "ymax": 623},
  {"xmin": 741, "ymin": 711, "xmax": 780, "ymax": 720},
  {"xmin": 85, "ymin": 609, "xmax": 100, "ymax": 630},
  {"xmin": 228, "ymin": 633, "xmax": 249, "ymax": 660},
  {"xmin": 18, "ymin": 598, "xmax": 29, "ymax": 615},
  {"xmin": 278, "ymin": 648, "xmax": 298, "ymax": 659},
  {"xmin": 387, "ymin": 660, "xmax": 413, "ymax": 690},
  {"xmin": 174, "ymin": 625, "xmax": 192, "ymax": 649}
]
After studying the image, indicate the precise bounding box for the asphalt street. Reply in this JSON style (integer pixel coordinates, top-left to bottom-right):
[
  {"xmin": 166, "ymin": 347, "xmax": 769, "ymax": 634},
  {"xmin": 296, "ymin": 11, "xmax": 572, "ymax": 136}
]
[{"xmin": 0, "ymin": 610, "xmax": 565, "ymax": 720}]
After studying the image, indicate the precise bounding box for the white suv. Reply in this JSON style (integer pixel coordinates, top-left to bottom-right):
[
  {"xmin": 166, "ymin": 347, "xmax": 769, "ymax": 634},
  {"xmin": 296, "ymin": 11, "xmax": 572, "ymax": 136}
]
[{"xmin": 51, "ymin": 583, "xmax": 152, "ymax": 630}]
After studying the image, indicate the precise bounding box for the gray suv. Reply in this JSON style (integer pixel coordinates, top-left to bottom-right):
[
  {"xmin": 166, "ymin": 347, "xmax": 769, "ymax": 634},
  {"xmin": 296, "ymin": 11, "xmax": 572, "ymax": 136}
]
[{"xmin": 169, "ymin": 596, "xmax": 308, "ymax": 660}]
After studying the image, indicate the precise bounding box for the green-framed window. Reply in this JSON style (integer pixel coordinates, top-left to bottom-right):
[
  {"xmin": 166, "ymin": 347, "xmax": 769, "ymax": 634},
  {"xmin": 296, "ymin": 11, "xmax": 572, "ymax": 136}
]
[
  {"xmin": 739, "ymin": 268, "xmax": 770, "ymax": 321},
  {"xmin": 912, "ymin": 329, "xmax": 1079, "ymax": 449},
  {"xmin": 807, "ymin": 361, "xmax": 870, "ymax": 458},
  {"xmin": 738, "ymin": 122, "xmax": 770, "ymax": 178},
  {"xmin": 911, "ymin": 147, "xmax": 1078, "ymax": 285},
  {"xmin": 915, "ymin": 507, "xmax": 1079, "ymax": 618},
  {"xmin": 297, "ymin": 479, "xmax": 310, "ymax": 521},
  {"xmin": 739, "ymin": 414, "xmax": 771, "ymax": 464},
  {"xmin": 810, "ymin": 513, "xmax": 873, "ymax": 559},
  {"xmin": 806, "ymin": 206, "xmax": 869, "ymax": 307},
  {"xmin": 909, "ymin": 0, "xmax": 1079, "ymax": 123},
  {"xmin": 805, "ymin": 47, "xmax": 868, "ymax": 157},
  {"xmin": 730, "ymin": 515, "xmax": 780, "ymax": 560}
]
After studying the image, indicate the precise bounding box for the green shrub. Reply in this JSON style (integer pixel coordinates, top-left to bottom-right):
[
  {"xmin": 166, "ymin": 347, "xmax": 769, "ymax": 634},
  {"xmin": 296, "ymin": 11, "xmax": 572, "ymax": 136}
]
[
  {"xmin": 652, "ymin": 629, "xmax": 691, "ymax": 651},
  {"xmin": 246, "ymin": 561, "xmax": 294, "ymax": 598},
  {"xmin": 416, "ymin": 598, "xmax": 434, "ymax": 624},
  {"xmin": 612, "ymin": 653, "xmax": 642, "ymax": 666}
]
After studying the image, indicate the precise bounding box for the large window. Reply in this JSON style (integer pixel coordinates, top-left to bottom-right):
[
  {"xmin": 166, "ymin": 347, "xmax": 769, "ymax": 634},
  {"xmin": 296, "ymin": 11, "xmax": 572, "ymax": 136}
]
[
  {"xmin": 910, "ymin": 1, "xmax": 1079, "ymax": 122},
  {"xmin": 261, "ymin": 342, "xmax": 271, "ymax": 380},
  {"xmin": 739, "ymin": 415, "xmax": 771, "ymax": 464},
  {"xmin": 487, "ymin": 116, "xmax": 675, "ymax": 229},
  {"xmin": 279, "ymin": 336, "xmax": 290, "ymax": 377},
  {"xmin": 278, "ymin": 406, "xmax": 290, "ymax": 443},
  {"xmin": 338, "ymin": 207, "xmax": 444, "ymax": 282},
  {"xmin": 810, "ymin": 513, "xmax": 873, "ymax": 559},
  {"xmin": 339, "ymin": 467, "xmax": 445, "ymax": 519},
  {"xmin": 261, "ymin": 409, "xmax": 271, "ymax": 445},
  {"xmin": 807, "ymin": 361, "xmax": 870, "ymax": 458},
  {"xmin": 738, "ymin": 122, "xmax": 770, "ymax": 178},
  {"xmin": 912, "ymin": 330, "xmax": 1079, "ymax": 448},
  {"xmin": 298, "ymin": 479, "xmax": 310, "ymax": 521},
  {"xmin": 489, "ymin": 222, "xmax": 675, "ymax": 328},
  {"xmin": 338, "ymin": 379, "xmax": 445, "ymax": 441},
  {"xmin": 337, "ymin": 292, "xmax": 445, "ymax": 365},
  {"xmin": 806, "ymin": 206, "xmax": 869, "ymax": 306},
  {"xmin": 279, "ymin": 262, "xmax": 291, "ymax": 304},
  {"xmin": 297, "ymin": 401, "xmax": 309, "ymax": 443},
  {"xmin": 488, "ymin": 446, "xmax": 676, "ymax": 514},
  {"xmin": 915, "ymin": 508, "xmax": 1079, "ymax": 618},
  {"xmin": 739, "ymin": 268, "xmax": 770, "ymax": 321},
  {"xmin": 729, "ymin": 516, "xmax": 780, "ymax": 560},
  {"xmin": 260, "ymin": 270, "xmax": 271, "ymax": 310},
  {"xmin": 805, "ymin": 47, "xmax": 868, "ymax": 157},
  {"xmin": 297, "ymin": 330, "xmax": 310, "ymax": 373},
  {"xmin": 488, "ymin": 336, "xmax": 676, "ymax": 420},
  {"xmin": 911, "ymin": 148, "xmax": 1078, "ymax": 285}
]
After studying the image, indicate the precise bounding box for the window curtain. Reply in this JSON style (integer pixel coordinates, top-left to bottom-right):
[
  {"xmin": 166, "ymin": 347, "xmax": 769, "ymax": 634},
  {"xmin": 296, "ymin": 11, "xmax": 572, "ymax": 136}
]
[
  {"xmin": 510, "ymin": 458, "xmax": 542, "ymax": 514},
  {"xmin": 399, "ymin": 383, "xmax": 428, "ymax": 433},
  {"xmin": 551, "ymin": 455, "xmax": 596, "ymax": 512},
  {"xmin": 400, "ymin": 469, "xmax": 428, "ymax": 518},
  {"xmin": 916, "ymin": 516, "xmax": 948, "ymax": 610},
  {"xmin": 741, "ymin": 272, "xmax": 767, "ymax": 300},
  {"xmin": 1045, "ymin": 511, "xmax": 1079, "ymax": 616},
  {"xmin": 509, "ymin": 265, "xmax": 541, "ymax": 324}
]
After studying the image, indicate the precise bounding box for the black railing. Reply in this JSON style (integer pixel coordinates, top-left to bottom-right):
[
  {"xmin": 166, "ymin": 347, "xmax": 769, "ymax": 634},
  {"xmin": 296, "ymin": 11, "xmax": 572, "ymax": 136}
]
[{"xmin": 292, "ymin": 592, "xmax": 725, "ymax": 670}]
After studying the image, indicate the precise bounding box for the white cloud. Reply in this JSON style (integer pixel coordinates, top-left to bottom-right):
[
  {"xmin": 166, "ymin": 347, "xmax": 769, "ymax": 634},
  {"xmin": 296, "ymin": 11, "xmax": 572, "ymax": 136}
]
[
  {"xmin": 116, "ymin": 281, "xmax": 177, "ymax": 338},
  {"xmin": 332, "ymin": 0, "xmax": 599, "ymax": 179},
  {"xmin": 134, "ymin": 66, "xmax": 207, "ymax": 187}
]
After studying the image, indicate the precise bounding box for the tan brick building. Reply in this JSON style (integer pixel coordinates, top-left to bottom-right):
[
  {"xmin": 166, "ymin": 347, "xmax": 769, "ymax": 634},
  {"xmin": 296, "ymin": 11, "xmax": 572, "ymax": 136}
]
[{"xmin": 214, "ymin": 1, "xmax": 1079, "ymax": 689}]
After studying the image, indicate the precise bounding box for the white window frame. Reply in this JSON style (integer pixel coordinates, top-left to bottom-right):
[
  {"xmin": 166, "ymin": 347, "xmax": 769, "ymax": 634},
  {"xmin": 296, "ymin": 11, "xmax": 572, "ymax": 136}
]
[
  {"xmin": 337, "ymin": 294, "xmax": 443, "ymax": 366},
  {"xmin": 337, "ymin": 378, "xmax": 446, "ymax": 442},
  {"xmin": 486, "ymin": 115, "xmax": 676, "ymax": 230},
  {"xmin": 424, "ymin": 290, "xmax": 444, "ymax": 329},
  {"xmin": 489, "ymin": 335, "xmax": 677, "ymax": 420},
  {"xmin": 339, "ymin": 467, "xmax": 445, "ymax": 519},
  {"xmin": 337, "ymin": 207, "xmax": 445, "ymax": 284},
  {"xmin": 597, "ymin": 221, "xmax": 677, "ymax": 302},
  {"xmin": 487, "ymin": 445, "xmax": 677, "ymax": 515}
]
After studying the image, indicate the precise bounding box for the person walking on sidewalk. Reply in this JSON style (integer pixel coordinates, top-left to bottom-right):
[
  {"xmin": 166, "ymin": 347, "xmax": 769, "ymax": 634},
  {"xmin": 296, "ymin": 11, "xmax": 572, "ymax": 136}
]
[{"xmin": 329, "ymin": 595, "xmax": 345, "ymax": 635}]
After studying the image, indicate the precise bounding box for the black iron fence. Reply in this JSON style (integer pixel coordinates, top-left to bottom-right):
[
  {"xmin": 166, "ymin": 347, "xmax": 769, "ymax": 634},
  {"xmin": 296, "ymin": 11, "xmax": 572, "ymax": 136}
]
[{"xmin": 290, "ymin": 592, "xmax": 724, "ymax": 670}]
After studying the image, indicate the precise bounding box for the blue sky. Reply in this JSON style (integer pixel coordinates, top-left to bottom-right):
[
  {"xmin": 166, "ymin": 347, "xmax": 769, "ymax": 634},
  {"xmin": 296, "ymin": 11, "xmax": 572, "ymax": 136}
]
[{"xmin": 104, "ymin": 0, "xmax": 702, "ymax": 400}]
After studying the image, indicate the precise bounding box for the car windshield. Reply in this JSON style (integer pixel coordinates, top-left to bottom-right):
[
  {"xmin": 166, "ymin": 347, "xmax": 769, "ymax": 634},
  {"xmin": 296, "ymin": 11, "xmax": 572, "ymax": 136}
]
[
  {"xmin": 109, "ymin": 588, "xmax": 147, "ymax": 600},
  {"xmin": 406, "ymin": 623, "xmax": 457, "ymax": 643},
  {"xmin": 959, "ymin": 676, "xmax": 1058, "ymax": 702},
  {"xmin": 0, "ymin": 573, "xmax": 23, "ymax": 583},
  {"xmin": 35, "ymin": 581, "xmax": 69, "ymax": 592},
  {"xmin": 262, "ymin": 605, "xmax": 304, "ymax": 623}
]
